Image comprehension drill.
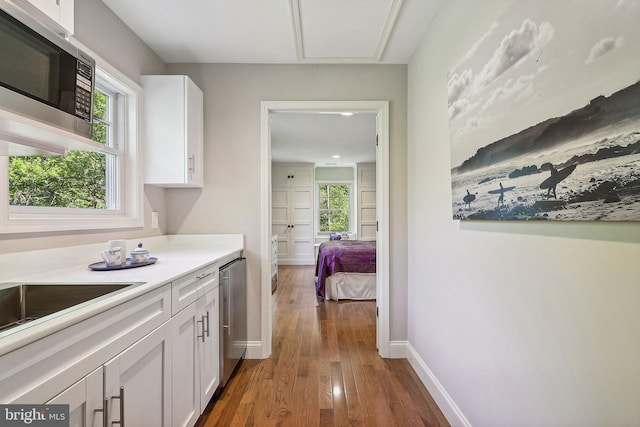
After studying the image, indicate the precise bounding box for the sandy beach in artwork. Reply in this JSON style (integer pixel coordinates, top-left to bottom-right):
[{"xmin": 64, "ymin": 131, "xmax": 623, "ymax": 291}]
[
  {"xmin": 447, "ymin": 1, "xmax": 640, "ymax": 221},
  {"xmin": 452, "ymin": 125, "xmax": 640, "ymax": 221}
]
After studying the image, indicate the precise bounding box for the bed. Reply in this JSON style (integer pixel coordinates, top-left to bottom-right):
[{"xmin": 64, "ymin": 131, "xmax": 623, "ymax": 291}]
[{"xmin": 315, "ymin": 240, "xmax": 376, "ymax": 301}]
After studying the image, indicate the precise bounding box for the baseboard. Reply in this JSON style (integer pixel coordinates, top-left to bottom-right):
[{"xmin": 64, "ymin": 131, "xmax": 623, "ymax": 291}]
[
  {"xmin": 406, "ymin": 343, "xmax": 472, "ymax": 427},
  {"xmin": 389, "ymin": 340, "xmax": 408, "ymax": 358},
  {"xmin": 245, "ymin": 341, "xmax": 264, "ymax": 359},
  {"xmin": 278, "ymin": 259, "xmax": 315, "ymax": 266}
]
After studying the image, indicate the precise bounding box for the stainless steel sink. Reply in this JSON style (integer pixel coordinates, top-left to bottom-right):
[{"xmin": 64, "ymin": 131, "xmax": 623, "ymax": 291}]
[{"xmin": 0, "ymin": 283, "xmax": 136, "ymax": 334}]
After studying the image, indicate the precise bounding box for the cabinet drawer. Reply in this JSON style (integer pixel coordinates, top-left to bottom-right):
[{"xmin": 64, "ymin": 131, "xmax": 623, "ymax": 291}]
[{"xmin": 171, "ymin": 263, "xmax": 219, "ymax": 315}]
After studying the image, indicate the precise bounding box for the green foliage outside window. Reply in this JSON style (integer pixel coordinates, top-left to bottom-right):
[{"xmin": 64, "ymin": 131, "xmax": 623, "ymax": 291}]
[
  {"xmin": 8, "ymin": 89, "xmax": 109, "ymax": 208},
  {"xmin": 319, "ymin": 184, "xmax": 350, "ymax": 232}
]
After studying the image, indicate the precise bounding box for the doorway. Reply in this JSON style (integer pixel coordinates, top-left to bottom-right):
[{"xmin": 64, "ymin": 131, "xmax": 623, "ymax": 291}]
[{"xmin": 260, "ymin": 100, "xmax": 390, "ymax": 358}]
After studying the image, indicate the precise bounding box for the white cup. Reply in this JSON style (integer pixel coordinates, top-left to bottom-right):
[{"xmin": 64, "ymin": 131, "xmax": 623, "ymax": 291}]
[
  {"xmin": 108, "ymin": 239, "xmax": 126, "ymax": 250},
  {"xmin": 101, "ymin": 247, "xmax": 123, "ymax": 267}
]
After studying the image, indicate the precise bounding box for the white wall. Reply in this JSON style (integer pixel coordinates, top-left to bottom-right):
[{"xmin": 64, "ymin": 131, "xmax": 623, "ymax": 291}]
[
  {"xmin": 407, "ymin": 1, "xmax": 640, "ymax": 426},
  {"xmin": 74, "ymin": 0, "xmax": 167, "ymax": 85},
  {"xmin": 165, "ymin": 63, "xmax": 408, "ymax": 344},
  {"xmin": 0, "ymin": 0, "xmax": 168, "ymax": 254}
]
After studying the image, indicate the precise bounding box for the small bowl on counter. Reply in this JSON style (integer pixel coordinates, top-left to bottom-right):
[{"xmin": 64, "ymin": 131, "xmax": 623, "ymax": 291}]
[{"xmin": 130, "ymin": 243, "xmax": 150, "ymax": 264}]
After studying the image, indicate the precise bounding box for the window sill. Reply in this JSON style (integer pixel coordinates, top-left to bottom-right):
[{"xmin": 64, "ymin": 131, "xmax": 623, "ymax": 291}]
[{"xmin": 1, "ymin": 211, "xmax": 143, "ymax": 234}]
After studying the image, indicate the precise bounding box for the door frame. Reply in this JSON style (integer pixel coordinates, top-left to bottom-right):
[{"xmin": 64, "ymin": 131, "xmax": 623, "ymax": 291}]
[{"xmin": 260, "ymin": 100, "xmax": 390, "ymax": 358}]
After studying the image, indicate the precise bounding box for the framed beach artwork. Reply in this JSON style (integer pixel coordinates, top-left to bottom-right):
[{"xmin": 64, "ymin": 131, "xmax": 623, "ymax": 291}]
[{"xmin": 448, "ymin": 0, "xmax": 640, "ymax": 220}]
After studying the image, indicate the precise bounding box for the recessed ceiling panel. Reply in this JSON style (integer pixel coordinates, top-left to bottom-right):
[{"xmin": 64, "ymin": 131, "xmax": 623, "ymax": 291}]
[
  {"xmin": 101, "ymin": 0, "xmax": 443, "ymax": 64},
  {"xmin": 298, "ymin": 0, "xmax": 395, "ymax": 60},
  {"xmin": 102, "ymin": 0, "xmax": 297, "ymax": 63}
]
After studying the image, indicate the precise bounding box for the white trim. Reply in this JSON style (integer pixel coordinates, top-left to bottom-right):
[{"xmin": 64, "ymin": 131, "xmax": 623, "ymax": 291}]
[
  {"xmin": 288, "ymin": 0, "xmax": 404, "ymax": 64},
  {"xmin": 375, "ymin": 101, "xmax": 390, "ymax": 358},
  {"xmin": 389, "ymin": 340, "xmax": 409, "ymax": 359},
  {"xmin": 406, "ymin": 343, "xmax": 472, "ymax": 427},
  {"xmin": 277, "ymin": 260, "xmax": 315, "ymax": 266},
  {"xmin": 374, "ymin": 0, "xmax": 404, "ymax": 61},
  {"xmin": 260, "ymin": 100, "xmax": 390, "ymax": 360},
  {"xmin": 245, "ymin": 341, "xmax": 264, "ymax": 360},
  {"xmin": 260, "ymin": 102, "xmax": 273, "ymax": 359},
  {"xmin": 288, "ymin": 0, "xmax": 304, "ymax": 61}
]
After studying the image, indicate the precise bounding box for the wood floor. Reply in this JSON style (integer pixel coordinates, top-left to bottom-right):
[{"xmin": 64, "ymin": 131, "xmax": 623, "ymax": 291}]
[{"xmin": 195, "ymin": 265, "xmax": 449, "ymax": 427}]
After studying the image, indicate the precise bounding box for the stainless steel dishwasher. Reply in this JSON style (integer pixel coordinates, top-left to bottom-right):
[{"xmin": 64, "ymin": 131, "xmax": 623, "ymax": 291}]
[{"xmin": 219, "ymin": 257, "xmax": 247, "ymax": 389}]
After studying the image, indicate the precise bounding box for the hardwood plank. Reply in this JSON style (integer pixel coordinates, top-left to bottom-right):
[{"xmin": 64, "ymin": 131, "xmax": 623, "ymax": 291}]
[{"xmin": 195, "ymin": 265, "xmax": 450, "ymax": 427}]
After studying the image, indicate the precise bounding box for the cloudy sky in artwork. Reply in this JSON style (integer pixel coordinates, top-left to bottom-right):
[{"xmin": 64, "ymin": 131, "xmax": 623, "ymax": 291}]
[{"xmin": 448, "ymin": 0, "xmax": 640, "ymax": 167}]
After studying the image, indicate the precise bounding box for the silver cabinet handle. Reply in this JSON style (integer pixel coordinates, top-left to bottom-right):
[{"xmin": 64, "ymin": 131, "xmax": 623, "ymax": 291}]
[
  {"xmin": 112, "ymin": 386, "xmax": 125, "ymax": 426},
  {"xmin": 94, "ymin": 397, "xmax": 108, "ymax": 427},
  {"xmin": 197, "ymin": 317, "xmax": 205, "ymax": 342},
  {"xmin": 204, "ymin": 311, "xmax": 210, "ymax": 338},
  {"xmin": 226, "ymin": 274, "xmax": 231, "ymax": 337},
  {"xmin": 196, "ymin": 272, "xmax": 212, "ymax": 280}
]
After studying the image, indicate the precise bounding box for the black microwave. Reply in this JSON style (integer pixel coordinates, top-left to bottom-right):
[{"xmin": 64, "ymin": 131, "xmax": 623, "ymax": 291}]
[{"xmin": 0, "ymin": 7, "xmax": 95, "ymax": 139}]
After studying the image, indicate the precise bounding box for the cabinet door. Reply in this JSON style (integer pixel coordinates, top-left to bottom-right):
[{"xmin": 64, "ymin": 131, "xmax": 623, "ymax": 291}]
[
  {"xmin": 12, "ymin": 0, "xmax": 74, "ymax": 34},
  {"xmin": 272, "ymin": 164, "xmax": 292, "ymax": 187},
  {"xmin": 291, "ymin": 185, "xmax": 314, "ymax": 260},
  {"xmin": 104, "ymin": 325, "xmax": 171, "ymax": 427},
  {"xmin": 185, "ymin": 77, "xmax": 204, "ymax": 187},
  {"xmin": 271, "ymin": 163, "xmax": 315, "ymax": 264},
  {"xmin": 199, "ymin": 290, "xmax": 219, "ymax": 409},
  {"xmin": 142, "ymin": 75, "xmax": 203, "ymax": 188},
  {"xmin": 170, "ymin": 302, "xmax": 200, "ymax": 427},
  {"xmin": 290, "ymin": 166, "xmax": 314, "ymax": 187},
  {"xmin": 47, "ymin": 368, "xmax": 103, "ymax": 427},
  {"xmin": 272, "ymin": 186, "xmax": 290, "ymax": 258},
  {"xmin": 26, "ymin": 0, "xmax": 59, "ymax": 19}
]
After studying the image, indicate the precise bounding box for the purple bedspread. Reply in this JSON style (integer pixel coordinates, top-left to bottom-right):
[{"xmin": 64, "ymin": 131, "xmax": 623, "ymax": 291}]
[{"xmin": 315, "ymin": 240, "xmax": 376, "ymax": 299}]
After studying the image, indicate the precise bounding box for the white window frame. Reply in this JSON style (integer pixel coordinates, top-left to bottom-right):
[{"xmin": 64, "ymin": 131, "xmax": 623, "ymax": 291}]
[
  {"xmin": 315, "ymin": 181, "xmax": 353, "ymax": 235},
  {"xmin": 0, "ymin": 44, "xmax": 143, "ymax": 233}
]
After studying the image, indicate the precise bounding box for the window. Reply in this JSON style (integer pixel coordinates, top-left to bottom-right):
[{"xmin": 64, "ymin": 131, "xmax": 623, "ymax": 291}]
[
  {"xmin": 0, "ymin": 48, "xmax": 143, "ymax": 233},
  {"xmin": 9, "ymin": 85, "xmax": 118, "ymax": 210},
  {"xmin": 318, "ymin": 183, "xmax": 351, "ymax": 233}
]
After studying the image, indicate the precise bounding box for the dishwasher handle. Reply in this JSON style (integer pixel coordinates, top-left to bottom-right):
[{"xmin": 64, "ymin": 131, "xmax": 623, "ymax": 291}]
[{"xmin": 222, "ymin": 269, "xmax": 231, "ymax": 336}]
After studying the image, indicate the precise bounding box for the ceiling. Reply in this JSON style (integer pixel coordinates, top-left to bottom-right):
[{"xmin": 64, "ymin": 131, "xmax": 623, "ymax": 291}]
[
  {"xmin": 271, "ymin": 112, "xmax": 377, "ymax": 165},
  {"xmin": 101, "ymin": 0, "xmax": 443, "ymax": 64},
  {"xmin": 101, "ymin": 0, "xmax": 442, "ymax": 164}
]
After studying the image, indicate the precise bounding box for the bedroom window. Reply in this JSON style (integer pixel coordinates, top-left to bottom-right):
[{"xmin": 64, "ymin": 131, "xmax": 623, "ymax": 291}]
[
  {"xmin": 1, "ymin": 54, "xmax": 143, "ymax": 233},
  {"xmin": 318, "ymin": 183, "xmax": 351, "ymax": 233}
]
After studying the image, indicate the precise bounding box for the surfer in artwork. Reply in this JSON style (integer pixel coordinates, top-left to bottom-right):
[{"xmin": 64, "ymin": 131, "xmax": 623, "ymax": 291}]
[
  {"xmin": 540, "ymin": 164, "xmax": 577, "ymax": 199},
  {"xmin": 463, "ymin": 189, "xmax": 476, "ymax": 210},
  {"xmin": 488, "ymin": 182, "xmax": 515, "ymax": 206}
]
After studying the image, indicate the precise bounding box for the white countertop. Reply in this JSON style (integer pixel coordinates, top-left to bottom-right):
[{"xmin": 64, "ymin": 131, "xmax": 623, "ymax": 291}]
[{"xmin": 0, "ymin": 234, "xmax": 244, "ymax": 356}]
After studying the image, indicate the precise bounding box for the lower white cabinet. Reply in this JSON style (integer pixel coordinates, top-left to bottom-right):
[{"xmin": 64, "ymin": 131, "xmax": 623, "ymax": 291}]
[
  {"xmin": 46, "ymin": 324, "xmax": 172, "ymax": 427},
  {"xmin": 0, "ymin": 264, "xmax": 222, "ymax": 427},
  {"xmin": 104, "ymin": 324, "xmax": 172, "ymax": 427},
  {"xmin": 198, "ymin": 290, "xmax": 219, "ymax": 409},
  {"xmin": 171, "ymin": 289, "xmax": 219, "ymax": 427},
  {"xmin": 42, "ymin": 303, "xmax": 172, "ymax": 427},
  {"xmin": 47, "ymin": 367, "xmax": 103, "ymax": 427}
]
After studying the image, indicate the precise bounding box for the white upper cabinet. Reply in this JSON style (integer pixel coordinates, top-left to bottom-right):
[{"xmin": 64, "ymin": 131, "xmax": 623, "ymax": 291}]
[
  {"xmin": 10, "ymin": 0, "xmax": 74, "ymax": 35},
  {"xmin": 142, "ymin": 75, "xmax": 204, "ymax": 188}
]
